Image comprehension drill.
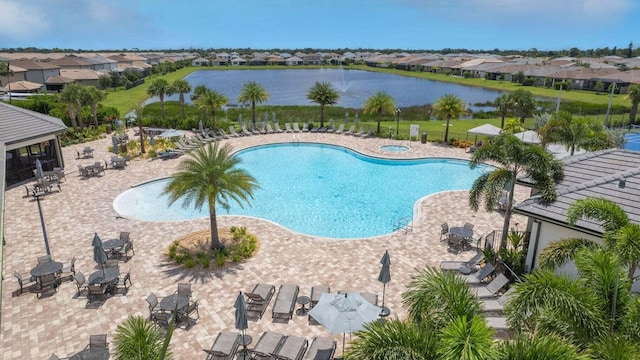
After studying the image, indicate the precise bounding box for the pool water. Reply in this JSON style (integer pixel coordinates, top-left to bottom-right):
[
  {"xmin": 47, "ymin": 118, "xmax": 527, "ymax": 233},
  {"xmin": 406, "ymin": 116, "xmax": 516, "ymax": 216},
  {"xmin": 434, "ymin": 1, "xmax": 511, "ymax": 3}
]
[
  {"xmin": 625, "ymin": 133, "xmax": 640, "ymax": 151},
  {"xmin": 113, "ymin": 143, "xmax": 492, "ymax": 239},
  {"xmin": 380, "ymin": 145, "xmax": 409, "ymax": 152}
]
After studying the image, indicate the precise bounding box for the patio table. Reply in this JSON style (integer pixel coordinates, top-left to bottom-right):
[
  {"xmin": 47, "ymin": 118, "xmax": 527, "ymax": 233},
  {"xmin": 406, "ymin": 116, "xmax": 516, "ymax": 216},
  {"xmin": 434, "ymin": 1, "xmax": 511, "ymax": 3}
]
[
  {"xmin": 102, "ymin": 239, "xmax": 124, "ymax": 251},
  {"xmin": 160, "ymin": 294, "xmax": 189, "ymax": 312},
  {"xmin": 30, "ymin": 261, "xmax": 63, "ymax": 278},
  {"xmin": 88, "ymin": 268, "xmax": 120, "ymax": 293},
  {"xmin": 69, "ymin": 347, "xmax": 109, "ymax": 360},
  {"xmin": 449, "ymin": 227, "xmax": 473, "ymax": 239}
]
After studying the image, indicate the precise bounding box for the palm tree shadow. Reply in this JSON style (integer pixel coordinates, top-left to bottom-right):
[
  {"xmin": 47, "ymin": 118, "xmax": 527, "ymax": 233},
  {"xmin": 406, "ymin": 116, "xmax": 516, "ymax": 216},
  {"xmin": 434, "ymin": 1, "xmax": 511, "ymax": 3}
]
[{"xmin": 158, "ymin": 259, "xmax": 245, "ymax": 284}]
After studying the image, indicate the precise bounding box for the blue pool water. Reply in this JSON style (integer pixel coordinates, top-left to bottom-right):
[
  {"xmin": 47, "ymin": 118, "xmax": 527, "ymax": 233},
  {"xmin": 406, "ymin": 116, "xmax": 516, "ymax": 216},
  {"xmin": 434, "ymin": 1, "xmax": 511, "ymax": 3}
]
[
  {"xmin": 625, "ymin": 133, "xmax": 640, "ymax": 151},
  {"xmin": 380, "ymin": 145, "xmax": 410, "ymax": 152},
  {"xmin": 113, "ymin": 143, "xmax": 492, "ymax": 238}
]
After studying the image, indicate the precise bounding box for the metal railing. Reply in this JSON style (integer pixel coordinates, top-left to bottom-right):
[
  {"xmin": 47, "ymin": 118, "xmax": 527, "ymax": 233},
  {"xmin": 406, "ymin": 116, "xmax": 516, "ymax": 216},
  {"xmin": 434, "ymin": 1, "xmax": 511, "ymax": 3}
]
[
  {"xmin": 481, "ymin": 230, "xmax": 530, "ymax": 250},
  {"xmin": 392, "ymin": 216, "xmax": 413, "ymax": 234}
]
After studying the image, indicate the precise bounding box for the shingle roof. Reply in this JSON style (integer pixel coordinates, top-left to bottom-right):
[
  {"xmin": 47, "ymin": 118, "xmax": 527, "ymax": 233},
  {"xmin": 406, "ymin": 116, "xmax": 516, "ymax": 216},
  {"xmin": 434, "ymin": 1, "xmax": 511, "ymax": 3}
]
[
  {"xmin": 0, "ymin": 102, "xmax": 67, "ymax": 145},
  {"xmin": 514, "ymin": 149, "xmax": 640, "ymax": 234}
]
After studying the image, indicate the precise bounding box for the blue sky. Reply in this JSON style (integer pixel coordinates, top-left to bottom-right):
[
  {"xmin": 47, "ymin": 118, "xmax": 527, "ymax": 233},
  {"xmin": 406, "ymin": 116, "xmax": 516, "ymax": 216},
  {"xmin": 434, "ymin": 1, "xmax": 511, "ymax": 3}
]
[{"xmin": 0, "ymin": 0, "xmax": 637, "ymax": 51}]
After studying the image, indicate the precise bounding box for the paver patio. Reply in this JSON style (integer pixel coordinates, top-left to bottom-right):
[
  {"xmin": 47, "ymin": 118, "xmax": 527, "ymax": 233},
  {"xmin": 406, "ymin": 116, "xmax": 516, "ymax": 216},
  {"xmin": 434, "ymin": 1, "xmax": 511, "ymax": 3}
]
[{"xmin": 1, "ymin": 131, "xmax": 528, "ymax": 359}]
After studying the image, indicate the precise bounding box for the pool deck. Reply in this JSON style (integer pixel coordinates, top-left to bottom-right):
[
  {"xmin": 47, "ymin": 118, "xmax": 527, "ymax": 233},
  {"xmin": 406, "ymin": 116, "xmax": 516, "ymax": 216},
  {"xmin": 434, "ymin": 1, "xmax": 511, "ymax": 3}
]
[{"xmin": 1, "ymin": 131, "xmax": 528, "ymax": 359}]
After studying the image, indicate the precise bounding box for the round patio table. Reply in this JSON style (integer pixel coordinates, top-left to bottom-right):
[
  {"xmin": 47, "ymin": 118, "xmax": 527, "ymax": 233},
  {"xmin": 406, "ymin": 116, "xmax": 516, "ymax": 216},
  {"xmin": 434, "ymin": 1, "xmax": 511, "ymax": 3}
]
[
  {"xmin": 69, "ymin": 347, "xmax": 109, "ymax": 360},
  {"xmin": 88, "ymin": 268, "xmax": 119, "ymax": 285},
  {"xmin": 30, "ymin": 261, "xmax": 63, "ymax": 278},
  {"xmin": 449, "ymin": 227, "xmax": 473, "ymax": 239},
  {"xmin": 102, "ymin": 239, "xmax": 124, "ymax": 250},
  {"xmin": 160, "ymin": 294, "xmax": 189, "ymax": 312}
]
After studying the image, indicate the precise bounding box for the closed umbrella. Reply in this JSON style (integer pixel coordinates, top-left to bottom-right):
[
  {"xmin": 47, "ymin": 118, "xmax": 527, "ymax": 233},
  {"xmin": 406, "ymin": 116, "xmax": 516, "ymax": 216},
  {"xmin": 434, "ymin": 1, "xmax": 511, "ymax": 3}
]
[
  {"xmin": 198, "ymin": 120, "xmax": 204, "ymax": 134},
  {"xmin": 149, "ymin": 132, "xmax": 155, "ymax": 147},
  {"xmin": 112, "ymin": 136, "xmax": 120, "ymax": 154},
  {"xmin": 272, "ymin": 112, "xmax": 276, "ymax": 123},
  {"xmin": 92, "ymin": 233, "xmax": 107, "ymax": 276},
  {"xmin": 234, "ymin": 292, "xmax": 249, "ymax": 358},
  {"xmin": 238, "ymin": 113, "xmax": 242, "ymax": 125},
  {"xmin": 378, "ymin": 250, "xmax": 391, "ymax": 317},
  {"xmin": 309, "ymin": 292, "xmax": 380, "ymax": 357},
  {"xmin": 345, "ymin": 111, "xmax": 349, "ymax": 123},
  {"xmin": 35, "ymin": 158, "xmax": 44, "ymax": 180},
  {"xmin": 354, "ymin": 113, "xmax": 359, "ymax": 124}
]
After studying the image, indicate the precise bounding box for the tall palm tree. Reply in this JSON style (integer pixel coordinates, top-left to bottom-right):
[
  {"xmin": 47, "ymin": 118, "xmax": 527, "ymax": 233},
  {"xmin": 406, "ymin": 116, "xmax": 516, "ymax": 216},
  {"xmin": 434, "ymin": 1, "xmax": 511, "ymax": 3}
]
[
  {"xmin": 133, "ymin": 104, "xmax": 146, "ymax": 154},
  {"xmin": 493, "ymin": 94, "xmax": 510, "ymax": 129},
  {"xmin": 163, "ymin": 142, "xmax": 259, "ymax": 250},
  {"xmin": 363, "ymin": 91, "xmax": 396, "ymax": 134},
  {"xmin": 80, "ymin": 85, "xmax": 106, "ymax": 128},
  {"xmin": 238, "ymin": 81, "xmax": 269, "ymax": 127},
  {"xmin": 469, "ymin": 133, "xmax": 564, "ymax": 247},
  {"xmin": 59, "ymin": 83, "xmax": 84, "ymax": 132},
  {"xmin": 306, "ymin": 81, "xmax": 340, "ymax": 128},
  {"xmin": 626, "ymin": 84, "xmax": 640, "ymax": 124},
  {"xmin": 195, "ymin": 89, "xmax": 229, "ymax": 130},
  {"xmin": 538, "ymin": 197, "xmax": 640, "ymax": 283},
  {"xmin": 147, "ymin": 78, "xmax": 171, "ymax": 120},
  {"xmin": 171, "ymin": 79, "xmax": 192, "ymax": 119},
  {"xmin": 508, "ymin": 89, "xmax": 536, "ymax": 123},
  {"xmin": 539, "ymin": 111, "xmax": 612, "ymax": 156},
  {"xmin": 433, "ymin": 94, "xmax": 466, "ymax": 143},
  {"xmin": 112, "ymin": 315, "xmax": 173, "ymax": 360}
]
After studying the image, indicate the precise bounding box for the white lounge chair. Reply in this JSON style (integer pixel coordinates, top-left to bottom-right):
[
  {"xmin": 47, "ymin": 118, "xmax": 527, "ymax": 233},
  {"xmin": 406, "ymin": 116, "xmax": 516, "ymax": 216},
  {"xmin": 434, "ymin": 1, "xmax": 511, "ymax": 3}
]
[
  {"xmin": 344, "ymin": 125, "xmax": 356, "ymax": 135},
  {"xmin": 293, "ymin": 122, "xmax": 301, "ymax": 133},
  {"xmin": 285, "ymin": 123, "xmax": 293, "ymax": 133},
  {"xmin": 334, "ymin": 123, "xmax": 345, "ymax": 134}
]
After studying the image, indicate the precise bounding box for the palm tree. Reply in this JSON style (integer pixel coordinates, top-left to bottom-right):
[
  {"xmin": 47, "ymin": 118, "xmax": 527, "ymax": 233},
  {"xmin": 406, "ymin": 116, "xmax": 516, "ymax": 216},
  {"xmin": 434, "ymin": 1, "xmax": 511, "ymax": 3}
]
[
  {"xmin": 496, "ymin": 333, "xmax": 588, "ymax": 360},
  {"xmin": 508, "ymin": 89, "xmax": 536, "ymax": 123},
  {"xmin": 195, "ymin": 89, "xmax": 229, "ymax": 130},
  {"xmin": 626, "ymin": 84, "xmax": 640, "ymax": 124},
  {"xmin": 539, "ymin": 111, "xmax": 612, "ymax": 156},
  {"xmin": 112, "ymin": 315, "xmax": 173, "ymax": 360},
  {"xmin": 80, "ymin": 85, "xmax": 106, "ymax": 128},
  {"xmin": 538, "ymin": 197, "xmax": 640, "ymax": 284},
  {"xmin": 432, "ymin": 94, "xmax": 466, "ymax": 143},
  {"xmin": 147, "ymin": 78, "xmax": 171, "ymax": 120},
  {"xmin": 163, "ymin": 142, "xmax": 259, "ymax": 250},
  {"xmin": 170, "ymin": 79, "xmax": 192, "ymax": 119},
  {"xmin": 493, "ymin": 94, "xmax": 510, "ymax": 129},
  {"xmin": 306, "ymin": 81, "xmax": 340, "ymax": 128},
  {"xmin": 469, "ymin": 133, "xmax": 564, "ymax": 247},
  {"xmin": 59, "ymin": 83, "xmax": 84, "ymax": 132},
  {"xmin": 238, "ymin": 81, "xmax": 269, "ymax": 127},
  {"xmin": 133, "ymin": 104, "xmax": 146, "ymax": 154},
  {"xmin": 363, "ymin": 91, "xmax": 396, "ymax": 134}
]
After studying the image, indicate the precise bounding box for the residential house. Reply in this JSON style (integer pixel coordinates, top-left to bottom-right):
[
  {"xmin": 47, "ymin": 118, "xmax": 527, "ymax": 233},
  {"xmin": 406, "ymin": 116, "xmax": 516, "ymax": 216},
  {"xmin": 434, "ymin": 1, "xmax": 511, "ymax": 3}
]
[
  {"xmin": 191, "ymin": 57, "xmax": 210, "ymax": 66},
  {"xmin": 210, "ymin": 57, "xmax": 229, "ymax": 66},
  {"xmin": 285, "ymin": 56, "xmax": 304, "ymax": 66},
  {"xmin": 59, "ymin": 69, "xmax": 101, "ymax": 87},
  {"xmin": 79, "ymin": 55, "xmax": 118, "ymax": 72},
  {"xmin": 301, "ymin": 54, "xmax": 323, "ymax": 65},
  {"xmin": 48, "ymin": 55, "xmax": 94, "ymax": 69},
  {"xmin": 266, "ymin": 55, "xmax": 285, "ymax": 66},
  {"xmin": 45, "ymin": 75, "xmax": 74, "ymax": 92},
  {"xmin": 217, "ymin": 52, "xmax": 231, "ymax": 60},
  {"xmin": 0, "ymin": 64, "xmax": 27, "ymax": 87},
  {"xmin": 6, "ymin": 59, "xmax": 61, "ymax": 85},
  {"xmin": 230, "ymin": 57, "xmax": 247, "ymax": 66},
  {"xmin": 249, "ymin": 58, "xmax": 266, "ymax": 66}
]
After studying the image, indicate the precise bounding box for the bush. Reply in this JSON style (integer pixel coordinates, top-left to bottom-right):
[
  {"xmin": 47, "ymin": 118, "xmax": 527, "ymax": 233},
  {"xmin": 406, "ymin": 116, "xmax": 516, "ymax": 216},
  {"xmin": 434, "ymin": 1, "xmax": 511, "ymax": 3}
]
[
  {"xmin": 215, "ymin": 252, "xmax": 226, "ymax": 267},
  {"xmin": 184, "ymin": 258, "xmax": 196, "ymax": 268}
]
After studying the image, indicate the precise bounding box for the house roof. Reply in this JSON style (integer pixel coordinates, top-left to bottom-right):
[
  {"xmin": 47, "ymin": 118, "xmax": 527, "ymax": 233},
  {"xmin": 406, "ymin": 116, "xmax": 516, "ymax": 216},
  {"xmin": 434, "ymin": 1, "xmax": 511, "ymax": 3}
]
[
  {"xmin": 1, "ymin": 80, "xmax": 43, "ymax": 91},
  {"xmin": 514, "ymin": 148, "xmax": 640, "ymax": 234},
  {"xmin": 0, "ymin": 102, "xmax": 67, "ymax": 145},
  {"xmin": 45, "ymin": 75, "xmax": 74, "ymax": 84},
  {"xmin": 59, "ymin": 69, "xmax": 100, "ymax": 80},
  {"xmin": 8, "ymin": 59, "xmax": 61, "ymax": 70},
  {"xmin": 49, "ymin": 56, "xmax": 93, "ymax": 68}
]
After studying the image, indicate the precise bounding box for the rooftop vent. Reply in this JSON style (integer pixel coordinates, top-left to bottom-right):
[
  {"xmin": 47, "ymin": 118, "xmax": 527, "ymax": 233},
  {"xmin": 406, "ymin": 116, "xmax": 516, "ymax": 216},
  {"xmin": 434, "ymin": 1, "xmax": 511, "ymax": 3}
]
[{"xmin": 619, "ymin": 179, "xmax": 626, "ymax": 188}]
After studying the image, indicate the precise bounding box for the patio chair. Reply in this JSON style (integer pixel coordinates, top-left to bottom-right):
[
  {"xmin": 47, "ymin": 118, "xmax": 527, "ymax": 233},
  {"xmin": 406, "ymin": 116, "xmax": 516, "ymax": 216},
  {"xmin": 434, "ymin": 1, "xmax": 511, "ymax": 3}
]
[
  {"xmin": 89, "ymin": 334, "xmax": 108, "ymax": 350},
  {"xmin": 146, "ymin": 292, "xmax": 163, "ymax": 320},
  {"xmin": 344, "ymin": 125, "xmax": 356, "ymax": 135},
  {"xmin": 178, "ymin": 299, "xmax": 199, "ymax": 328},
  {"xmin": 301, "ymin": 122, "xmax": 309, "ymax": 132},
  {"xmin": 177, "ymin": 282, "xmax": 192, "ymax": 298},
  {"xmin": 462, "ymin": 263, "xmax": 496, "ymax": 285},
  {"xmin": 440, "ymin": 252, "xmax": 484, "ymax": 272},
  {"xmin": 292, "ymin": 122, "xmax": 301, "ymax": 133},
  {"xmin": 77, "ymin": 164, "xmax": 91, "ymax": 178},
  {"xmin": 14, "ymin": 271, "xmax": 35, "ymax": 295},
  {"xmin": 74, "ymin": 271, "xmax": 87, "ymax": 297},
  {"xmin": 481, "ymin": 287, "xmax": 515, "ymax": 313},
  {"xmin": 273, "ymin": 335, "xmax": 308, "ymax": 360},
  {"xmin": 61, "ymin": 256, "xmax": 76, "ymax": 279},
  {"xmin": 227, "ymin": 127, "xmax": 239, "ymax": 138},
  {"xmin": 245, "ymin": 283, "xmax": 275, "ymax": 321},
  {"xmin": 335, "ymin": 123, "xmax": 345, "ymax": 134},
  {"xmin": 251, "ymin": 331, "xmax": 285, "ymax": 360},
  {"xmin": 447, "ymin": 234, "xmax": 467, "ymax": 254},
  {"xmin": 352, "ymin": 126, "xmax": 365, "ymax": 137},
  {"xmin": 360, "ymin": 127, "xmax": 375, "ymax": 138},
  {"xmin": 272, "ymin": 284, "xmax": 300, "ymax": 322},
  {"xmin": 204, "ymin": 331, "xmax": 241, "ymax": 360},
  {"xmin": 241, "ymin": 125, "xmax": 253, "ymax": 136},
  {"xmin": 474, "ymin": 273, "xmax": 510, "ymax": 299},
  {"xmin": 274, "ymin": 123, "xmax": 284, "ymax": 133},
  {"xmin": 303, "ymin": 337, "xmax": 336, "ymax": 360},
  {"xmin": 115, "ymin": 269, "xmax": 132, "ymax": 294},
  {"xmin": 266, "ymin": 122, "xmax": 275, "ymax": 134},
  {"xmin": 37, "ymin": 273, "xmax": 59, "ymax": 298},
  {"xmin": 38, "ymin": 255, "xmax": 52, "ymax": 264},
  {"xmin": 285, "ymin": 123, "xmax": 293, "ymax": 133},
  {"xmin": 87, "ymin": 283, "xmax": 108, "ymax": 303},
  {"xmin": 464, "ymin": 222, "xmax": 475, "ymax": 230},
  {"xmin": 93, "ymin": 162, "xmax": 105, "ymax": 175},
  {"xmin": 308, "ymin": 285, "xmax": 330, "ymax": 325}
]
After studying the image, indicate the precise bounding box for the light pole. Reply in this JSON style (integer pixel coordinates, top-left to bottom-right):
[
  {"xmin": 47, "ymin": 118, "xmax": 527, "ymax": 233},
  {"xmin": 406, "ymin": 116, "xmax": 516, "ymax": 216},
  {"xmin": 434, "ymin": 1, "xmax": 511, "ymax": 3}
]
[
  {"xmin": 33, "ymin": 192, "xmax": 51, "ymax": 256},
  {"xmin": 395, "ymin": 108, "xmax": 401, "ymax": 137}
]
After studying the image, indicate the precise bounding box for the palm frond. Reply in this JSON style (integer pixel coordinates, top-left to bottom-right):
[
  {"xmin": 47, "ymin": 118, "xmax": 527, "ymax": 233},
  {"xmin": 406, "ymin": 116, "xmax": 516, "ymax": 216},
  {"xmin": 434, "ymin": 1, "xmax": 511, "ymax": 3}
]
[
  {"xmin": 538, "ymin": 238, "xmax": 600, "ymax": 270},
  {"xmin": 566, "ymin": 198, "xmax": 629, "ymax": 232},
  {"xmin": 437, "ymin": 315, "xmax": 498, "ymax": 360},
  {"xmin": 345, "ymin": 319, "xmax": 435, "ymax": 360},
  {"xmin": 496, "ymin": 333, "xmax": 587, "ymax": 360}
]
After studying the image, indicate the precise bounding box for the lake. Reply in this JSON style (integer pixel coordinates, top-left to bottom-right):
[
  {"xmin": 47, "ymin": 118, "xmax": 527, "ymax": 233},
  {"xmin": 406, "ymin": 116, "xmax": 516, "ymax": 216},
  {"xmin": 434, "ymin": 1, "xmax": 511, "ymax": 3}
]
[{"xmin": 150, "ymin": 68, "xmax": 505, "ymax": 109}]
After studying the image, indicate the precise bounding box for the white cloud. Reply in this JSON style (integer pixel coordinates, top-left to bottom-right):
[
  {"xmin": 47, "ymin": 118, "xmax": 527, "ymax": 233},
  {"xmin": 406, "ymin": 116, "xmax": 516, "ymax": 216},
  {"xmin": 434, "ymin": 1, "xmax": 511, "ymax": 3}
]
[{"xmin": 0, "ymin": 0, "xmax": 50, "ymax": 41}]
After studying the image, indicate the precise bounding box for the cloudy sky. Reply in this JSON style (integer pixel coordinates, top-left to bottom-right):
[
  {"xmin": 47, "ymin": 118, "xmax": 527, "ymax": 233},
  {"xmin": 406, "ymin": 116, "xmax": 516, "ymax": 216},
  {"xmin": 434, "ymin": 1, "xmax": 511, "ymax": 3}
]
[{"xmin": 0, "ymin": 0, "xmax": 637, "ymax": 51}]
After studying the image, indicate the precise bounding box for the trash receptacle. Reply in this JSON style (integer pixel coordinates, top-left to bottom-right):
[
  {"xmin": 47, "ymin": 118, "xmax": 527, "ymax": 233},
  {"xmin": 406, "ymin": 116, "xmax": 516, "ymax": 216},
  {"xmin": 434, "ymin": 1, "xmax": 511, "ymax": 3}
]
[
  {"xmin": 106, "ymin": 124, "xmax": 112, "ymax": 134},
  {"xmin": 421, "ymin": 132, "xmax": 427, "ymax": 144}
]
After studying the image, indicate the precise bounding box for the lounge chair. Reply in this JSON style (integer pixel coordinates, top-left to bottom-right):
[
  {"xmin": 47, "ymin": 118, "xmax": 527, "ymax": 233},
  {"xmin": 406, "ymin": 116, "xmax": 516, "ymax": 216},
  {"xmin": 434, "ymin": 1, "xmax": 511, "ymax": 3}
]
[
  {"xmin": 301, "ymin": 123, "xmax": 309, "ymax": 132},
  {"xmin": 251, "ymin": 124, "xmax": 261, "ymax": 135},
  {"xmin": 462, "ymin": 263, "xmax": 496, "ymax": 285},
  {"xmin": 266, "ymin": 122, "xmax": 275, "ymax": 134},
  {"xmin": 285, "ymin": 123, "xmax": 293, "ymax": 133},
  {"xmin": 360, "ymin": 127, "xmax": 374, "ymax": 138},
  {"xmin": 334, "ymin": 123, "xmax": 345, "ymax": 134},
  {"xmin": 344, "ymin": 125, "xmax": 356, "ymax": 135},
  {"xmin": 293, "ymin": 123, "xmax": 301, "ymax": 133},
  {"xmin": 303, "ymin": 337, "xmax": 336, "ymax": 360},
  {"xmin": 473, "ymin": 273, "xmax": 510, "ymax": 299},
  {"xmin": 204, "ymin": 331, "xmax": 241, "ymax": 360},
  {"xmin": 485, "ymin": 316, "xmax": 509, "ymax": 331},
  {"xmin": 352, "ymin": 126, "xmax": 365, "ymax": 137},
  {"xmin": 246, "ymin": 283, "xmax": 275, "ymax": 321},
  {"xmin": 176, "ymin": 139, "xmax": 197, "ymax": 149},
  {"xmin": 158, "ymin": 149, "xmax": 180, "ymax": 159},
  {"xmin": 196, "ymin": 133, "xmax": 215, "ymax": 142},
  {"xmin": 272, "ymin": 284, "xmax": 300, "ymax": 322},
  {"xmin": 251, "ymin": 331, "xmax": 285, "ymax": 360},
  {"xmin": 480, "ymin": 287, "xmax": 515, "ymax": 313},
  {"xmin": 309, "ymin": 285, "xmax": 330, "ymax": 325},
  {"xmin": 273, "ymin": 335, "xmax": 308, "ymax": 360},
  {"xmin": 242, "ymin": 125, "xmax": 253, "ymax": 136},
  {"xmin": 226, "ymin": 127, "xmax": 237, "ymax": 138},
  {"xmin": 274, "ymin": 123, "xmax": 284, "ymax": 133},
  {"xmin": 338, "ymin": 290, "xmax": 378, "ymax": 306},
  {"xmin": 440, "ymin": 252, "xmax": 484, "ymax": 272}
]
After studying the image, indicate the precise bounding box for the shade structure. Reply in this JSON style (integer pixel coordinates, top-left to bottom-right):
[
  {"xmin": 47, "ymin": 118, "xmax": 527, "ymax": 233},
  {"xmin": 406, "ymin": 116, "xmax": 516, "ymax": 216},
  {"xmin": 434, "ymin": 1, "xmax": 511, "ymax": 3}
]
[
  {"xmin": 91, "ymin": 233, "xmax": 107, "ymax": 275},
  {"xmin": 513, "ymin": 130, "xmax": 541, "ymax": 144},
  {"xmin": 378, "ymin": 250, "xmax": 391, "ymax": 316},
  {"xmin": 309, "ymin": 292, "xmax": 381, "ymax": 357},
  {"xmin": 35, "ymin": 159, "xmax": 44, "ymax": 180},
  {"xmin": 159, "ymin": 129, "xmax": 185, "ymax": 138},
  {"xmin": 467, "ymin": 123, "xmax": 502, "ymax": 137}
]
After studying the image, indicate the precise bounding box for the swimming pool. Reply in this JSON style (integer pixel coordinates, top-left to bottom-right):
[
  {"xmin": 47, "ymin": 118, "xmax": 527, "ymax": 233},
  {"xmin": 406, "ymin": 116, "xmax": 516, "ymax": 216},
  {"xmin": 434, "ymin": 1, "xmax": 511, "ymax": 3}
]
[
  {"xmin": 625, "ymin": 133, "xmax": 640, "ymax": 151},
  {"xmin": 380, "ymin": 145, "xmax": 409, "ymax": 152},
  {"xmin": 113, "ymin": 143, "xmax": 492, "ymax": 239}
]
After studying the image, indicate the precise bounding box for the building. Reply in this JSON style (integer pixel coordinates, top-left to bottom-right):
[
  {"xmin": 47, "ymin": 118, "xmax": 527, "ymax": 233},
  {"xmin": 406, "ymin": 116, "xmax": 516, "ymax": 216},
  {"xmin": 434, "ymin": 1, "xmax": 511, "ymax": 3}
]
[{"xmin": 1, "ymin": 102, "xmax": 67, "ymax": 186}]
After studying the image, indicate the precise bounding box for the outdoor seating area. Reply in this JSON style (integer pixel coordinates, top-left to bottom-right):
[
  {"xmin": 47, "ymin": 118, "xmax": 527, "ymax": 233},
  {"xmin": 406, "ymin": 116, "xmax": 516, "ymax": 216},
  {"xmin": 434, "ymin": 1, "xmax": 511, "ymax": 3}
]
[
  {"xmin": 147, "ymin": 282, "xmax": 200, "ymax": 329},
  {"xmin": 440, "ymin": 222, "xmax": 476, "ymax": 254}
]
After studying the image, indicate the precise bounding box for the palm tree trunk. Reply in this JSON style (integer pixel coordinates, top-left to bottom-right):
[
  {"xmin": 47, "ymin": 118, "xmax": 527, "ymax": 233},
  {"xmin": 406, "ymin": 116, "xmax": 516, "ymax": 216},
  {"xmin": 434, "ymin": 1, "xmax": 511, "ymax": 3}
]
[
  {"xmin": 251, "ymin": 102, "xmax": 256, "ymax": 127},
  {"xmin": 68, "ymin": 107, "xmax": 78, "ymax": 132},
  {"xmin": 377, "ymin": 109, "xmax": 382, "ymax": 134},
  {"xmin": 500, "ymin": 114, "xmax": 505, "ymax": 129},
  {"xmin": 501, "ymin": 173, "xmax": 518, "ymax": 249},
  {"xmin": 320, "ymin": 104, "xmax": 325, "ymax": 128},
  {"xmin": 630, "ymin": 103, "xmax": 638, "ymax": 124},
  {"xmin": 209, "ymin": 200, "xmax": 222, "ymax": 250},
  {"xmin": 160, "ymin": 94, "xmax": 165, "ymax": 120},
  {"xmin": 210, "ymin": 109, "xmax": 216, "ymax": 130},
  {"xmin": 444, "ymin": 117, "xmax": 451, "ymax": 143},
  {"xmin": 138, "ymin": 120, "xmax": 145, "ymax": 154},
  {"xmin": 76, "ymin": 105, "xmax": 84, "ymax": 131},
  {"xmin": 91, "ymin": 104, "xmax": 99, "ymax": 128},
  {"xmin": 180, "ymin": 93, "xmax": 186, "ymax": 119}
]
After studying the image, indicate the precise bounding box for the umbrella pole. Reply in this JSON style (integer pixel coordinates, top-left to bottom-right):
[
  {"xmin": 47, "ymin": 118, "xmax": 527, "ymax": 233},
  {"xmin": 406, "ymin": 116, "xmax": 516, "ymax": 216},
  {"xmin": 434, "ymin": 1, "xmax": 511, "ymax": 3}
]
[{"xmin": 342, "ymin": 332, "xmax": 346, "ymax": 359}]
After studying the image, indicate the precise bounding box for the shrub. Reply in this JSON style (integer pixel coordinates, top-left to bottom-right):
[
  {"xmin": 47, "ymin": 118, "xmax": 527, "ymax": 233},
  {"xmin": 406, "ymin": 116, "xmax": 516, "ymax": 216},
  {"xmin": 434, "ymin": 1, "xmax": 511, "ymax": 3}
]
[
  {"xmin": 200, "ymin": 256, "xmax": 210, "ymax": 268},
  {"xmin": 215, "ymin": 252, "xmax": 226, "ymax": 267},
  {"xmin": 184, "ymin": 258, "xmax": 196, "ymax": 268}
]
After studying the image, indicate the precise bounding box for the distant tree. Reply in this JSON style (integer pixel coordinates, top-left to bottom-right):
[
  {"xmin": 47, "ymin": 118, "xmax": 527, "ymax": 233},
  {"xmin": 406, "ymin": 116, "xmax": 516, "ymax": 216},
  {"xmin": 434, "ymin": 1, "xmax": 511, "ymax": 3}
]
[
  {"xmin": 626, "ymin": 84, "xmax": 640, "ymax": 124},
  {"xmin": 98, "ymin": 74, "xmax": 112, "ymax": 91},
  {"xmin": 80, "ymin": 86, "xmax": 106, "ymax": 128},
  {"xmin": 514, "ymin": 71, "xmax": 525, "ymax": 84},
  {"xmin": 306, "ymin": 81, "xmax": 340, "ymax": 128},
  {"xmin": 508, "ymin": 89, "xmax": 536, "ymax": 123},
  {"xmin": 628, "ymin": 42, "xmax": 634, "ymax": 58},
  {"xmin": 170, "ymin": 79, "xmax": 192, "ymax": 119},
  {"xmin": 539, "ymin": 111, "xmax": 612, "ymax": 156},
  {"xmin": 195, "ymin": 88, "xmax": 228, "ymax": 129},
  {"xmin": 238, "ymin": 81, "xmax": 269, "ymax": 127},
  {"xmin": 432, "ymin": 94, "xmax": 466, "ymax": 143},
  {"xmin": 493, "ymin": 94, "xmax": 510, "ymax": 129},
  {"xmin": 362, "ymin": 91, "xmax": 396, "ymax": 134},
  {"xmin": 147, "ymin": 78, "xmax": 171, "ymax": 120},
  {"xmin": 189, "ymin": 84, "xmax": 208, "ymax": 102},
  {"xmin": 58, "ymin": 83, "xmax": 84, "ymax": 132},
  {"xmin": 595, "ymin": 80, "xmax": 604, "ymax": 92}
]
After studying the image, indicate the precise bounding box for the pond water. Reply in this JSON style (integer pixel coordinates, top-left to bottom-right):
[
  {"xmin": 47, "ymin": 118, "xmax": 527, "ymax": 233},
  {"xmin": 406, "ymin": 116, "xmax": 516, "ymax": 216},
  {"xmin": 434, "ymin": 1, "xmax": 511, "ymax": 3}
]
[{"xmin": 149, "ymin": 69, "xmax": 504, "ymax": 109}]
